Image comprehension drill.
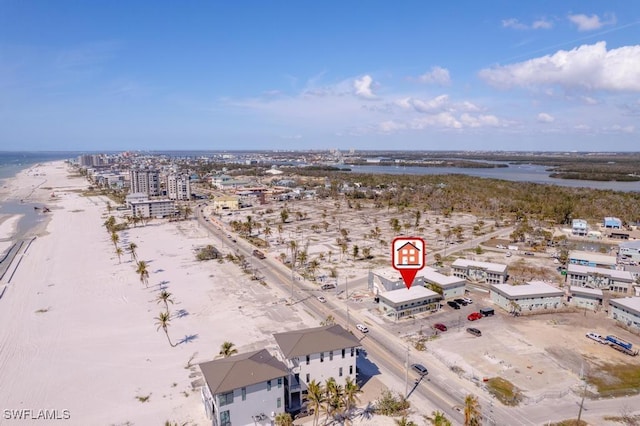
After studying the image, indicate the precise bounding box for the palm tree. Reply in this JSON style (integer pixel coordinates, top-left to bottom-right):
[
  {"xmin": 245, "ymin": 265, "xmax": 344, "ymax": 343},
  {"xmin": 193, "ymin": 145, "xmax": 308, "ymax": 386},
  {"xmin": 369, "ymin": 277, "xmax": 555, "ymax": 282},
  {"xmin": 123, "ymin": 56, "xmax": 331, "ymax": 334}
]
[
  {"xmin": 425, "ymin": 410, "xmax": 452, "ymax": 426},
  {"xmin": 274, "ymin": 412, "xmax": 292, "ymax": 426},
  {"xmin": 343, "ymin": 376, "xmax": 361, "ymax": 419},
  {"xmin": 128, "ymin": 242, "xmax": 138, "ymax": 262},
  {"xmin": 110, "ymin": 231, "xmax": 119, "ymax": 249},
  {"xmin": 394, "ymin": 417, "xmax": 417, "ymax": 426},
  {"xmin": 183, "ymin": 205, "xmax": 192, "ymax": 220},
  {"xmin": 115, "ymin": 246, "xmax": 123, "ymax": 264},
  {"xmin": 136, "ymin": 260, "xmax": 149, "ymax": 287},
  {"xmin": 463, "ymin": 394, "xmax": 481, "ymax": 426},
  {"xmin": 304, "ymin": 380, "xmax": 324, "ymax": 426},
  {"xmin": 323, "ymin": 377, "xmax": 344, "ymax": 423},
  {"xmin": 156, "ymin": 290, "xmax": 174, "ymax": 312},
  {"xmin": 155, "ymin": 311, "xmax": 176, "ymax": 347},
  {"xmin": 104, "ymin": 216, "xmax": 116, "ymax": 233},
  {"xmin": 218, "ymin": 341, "xmax": 238, "ymax": 358}
]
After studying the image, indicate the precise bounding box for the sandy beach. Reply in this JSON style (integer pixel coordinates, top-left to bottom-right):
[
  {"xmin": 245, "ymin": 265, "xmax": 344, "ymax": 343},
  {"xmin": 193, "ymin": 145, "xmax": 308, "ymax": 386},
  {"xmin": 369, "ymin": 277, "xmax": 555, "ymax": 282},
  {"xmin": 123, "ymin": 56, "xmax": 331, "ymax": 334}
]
[{"xmin": 0, "ymin": 161, "xmax": 327, "ymax": 425}]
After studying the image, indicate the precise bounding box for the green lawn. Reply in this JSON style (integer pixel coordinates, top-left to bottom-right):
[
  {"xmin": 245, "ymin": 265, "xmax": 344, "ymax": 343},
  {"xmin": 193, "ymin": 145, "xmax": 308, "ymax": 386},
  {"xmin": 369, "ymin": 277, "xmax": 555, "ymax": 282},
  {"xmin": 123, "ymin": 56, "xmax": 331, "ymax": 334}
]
[
  {"xmin": 485, "ymin": 377, "xmax": 523, "ymax": 406},
  {"xmin": 587, "ymin": 362, "xmax": 640, "ymax": 396}
]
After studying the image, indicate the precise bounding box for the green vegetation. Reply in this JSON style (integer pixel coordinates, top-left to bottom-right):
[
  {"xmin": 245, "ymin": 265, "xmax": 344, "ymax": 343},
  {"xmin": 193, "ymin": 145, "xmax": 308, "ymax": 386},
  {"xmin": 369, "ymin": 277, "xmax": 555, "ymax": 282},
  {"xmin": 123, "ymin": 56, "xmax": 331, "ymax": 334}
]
[
  {"xmin": 374, "ymin": 389, "xmax": 410, "ymax": 416},
  {"xmin": 196, "ymin": 245, "xmax": 221, "ymax": 261},
  {"xmin": 486, "ymin": 377, "xmax": 523, "ymax": 406},
  {"xmin": 548, "ymin": 420, "xmax": 588, "ymax": 426},
  {"xmin": 34, "ymin": 307, "xmax": 50, "ymax": 314},
  {"xmin": 587, "ymin": 362, "xmax": 640, "ymax": 396},
  {"xmin": 135, "ymin": 394, "xmax": 151, "ymax": 403}
]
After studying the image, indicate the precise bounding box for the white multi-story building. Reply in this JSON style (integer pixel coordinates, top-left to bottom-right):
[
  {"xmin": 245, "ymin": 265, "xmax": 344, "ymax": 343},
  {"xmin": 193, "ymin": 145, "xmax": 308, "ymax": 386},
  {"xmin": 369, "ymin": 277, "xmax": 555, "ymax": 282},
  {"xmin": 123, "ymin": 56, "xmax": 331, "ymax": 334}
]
[
  {"xmin": 568, "ymin": 286, "xmax": 603, "ymax": 311},
  {"xmin": 619, "ymin": 241, "xmax": 640, "ymax": 263},
  {"xmin": 166, "ymin": 173, "xmax": 191, "ymax": 200},
  {"xmin": 609, "ymin": 297, "xmax": 640, "ymax": 330},
  {"xmin": 199, "ymin": 349, "xmax": 288, "ymax": 426},
  {"xmin": 568, "ymin": 251, "xmax": 617, "ymax": 269},
  {"xmin": 451, "ymin": 259, "xmax": 507, "ymax": 284},
  {"xmin": 421, "ymin": 267, "xmax": 466, "ymax": 299},
  {"xmin": 565, "ymin": 264, "xmax": 634, "ymax": 293},
  {"xmin": 130, "ymin": 199, "xmax": 175, "ymax": 218},
  {"xmin": 129, "ymin": 168, "xmax": 160, "ymax": 196},
  {"xmin": 490, "ymin": 281, "xmax": 564, "ymax": 313},
  {"xmin": 368, "ymin": 268, "xmax": 426, "ymax": 293},
  {"xmin": 572, "ymin": 219, "xmax": 588, "ymax": 236},
  {"xmin": 273, "ymin": 325, "xmax": 360, "ymax": 412},
  {"xmin": 378, "ymin": 285, "xmax": 441, "ymax": 320}
]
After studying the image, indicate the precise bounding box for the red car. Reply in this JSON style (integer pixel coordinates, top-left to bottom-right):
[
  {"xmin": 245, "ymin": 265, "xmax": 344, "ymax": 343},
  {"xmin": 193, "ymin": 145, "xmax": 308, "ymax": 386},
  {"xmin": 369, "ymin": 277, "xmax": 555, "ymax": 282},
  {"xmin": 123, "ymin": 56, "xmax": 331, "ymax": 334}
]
[
  {"xmin": 467, "ymin": 312, "xmax": 482, "ymax": 321},
  {"xmin": 433, "ymin": 323, "xmax": 447, "ymax": 332}
]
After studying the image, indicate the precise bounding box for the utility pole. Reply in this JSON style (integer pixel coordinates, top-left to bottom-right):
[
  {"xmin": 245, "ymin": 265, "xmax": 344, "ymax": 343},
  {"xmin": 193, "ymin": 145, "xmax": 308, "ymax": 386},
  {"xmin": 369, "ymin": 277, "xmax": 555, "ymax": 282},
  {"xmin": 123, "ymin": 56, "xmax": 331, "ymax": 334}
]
[
  {"xmin": 346, "ymin": 277, "xmax": 350, "ymax": 331},
  {"xmin": 405, "ymin": 344, "xmax": 410, "ymax": 397},
  {"xmin": 577, "ymin": 362, "xmax": 587, "ymax": 424}
]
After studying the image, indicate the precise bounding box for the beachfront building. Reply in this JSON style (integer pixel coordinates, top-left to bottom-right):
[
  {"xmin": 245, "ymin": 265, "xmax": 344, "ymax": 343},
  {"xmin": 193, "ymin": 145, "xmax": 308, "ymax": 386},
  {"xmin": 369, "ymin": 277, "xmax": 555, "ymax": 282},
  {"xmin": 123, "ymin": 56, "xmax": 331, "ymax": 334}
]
[
  {"xmin": 378, "ymin": 285, "xmax": 441, "ymax": 320},
  {"xmin": 421, "ymin": 267, "xmax": 466, "ymax": 299},
  {"xmin": 273, "ymin": 325, "xmax": 360, "ymax": 412},
  {"xmin": 619, "ymin": 241, "xmax": 640, "ymax": 263},
  {"xmin": 604, "ymin": 217, "xmax": 622, "ymax": 229},
  {"xmin": 166, "ymin": 173, "xmax": 191, "ymax": 201},
  {"xmin": 572, "ymin": 219, "xmax": 588, "ymax": 236},
  {"xmin": 129, "ymin": 168, "xmax": 160, "ymax": 196},
  {"xmin": 199, "ymin": 349, "xmax": 288, "ymax": 426},
  {"xmin": 368, "ymin": 268, "xmax": 425, "ymax": 293},
  {"xmin": 125, "ymin": 192, "xmax": 148, "ymax": 207},
  {"xmin": 568, "ymin": 286, "xmax": 603, "ymax": 311},
  {"xmin": 130, "ymin": 199, "xmax": 176, "ymax": 218},
  {"xmin": 568, "ymin": 250, "xmax": 617, "ymax": 269},
  {"xmin": 565, "ymin": 264, "xmax": 634, "ymax": 293},
  {"xmin": 451, "ymin": 259, "xmax": 507, "ymax": 284},
  {"xmin": 609, "ymin": 297, "xmax": 640, "ymax": 330},
  {"xmin": 490, "ymin": 281, "xmax": 564, "ymax": 313},
  {"xmin": 212, "ymin": 175, "xmax": 252, "ymax": 191},
  {"xmin": 212, "ymin": 195, "xmax": 240, "ymax": 212}
]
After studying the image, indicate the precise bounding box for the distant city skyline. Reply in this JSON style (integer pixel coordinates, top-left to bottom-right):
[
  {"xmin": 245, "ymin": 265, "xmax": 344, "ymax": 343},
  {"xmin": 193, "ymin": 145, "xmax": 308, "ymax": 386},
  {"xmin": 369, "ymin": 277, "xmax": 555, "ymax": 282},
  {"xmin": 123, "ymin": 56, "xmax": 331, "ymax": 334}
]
[{"xmin": 1, "ymin": 1, "xmax": 639, "ymax": 151}]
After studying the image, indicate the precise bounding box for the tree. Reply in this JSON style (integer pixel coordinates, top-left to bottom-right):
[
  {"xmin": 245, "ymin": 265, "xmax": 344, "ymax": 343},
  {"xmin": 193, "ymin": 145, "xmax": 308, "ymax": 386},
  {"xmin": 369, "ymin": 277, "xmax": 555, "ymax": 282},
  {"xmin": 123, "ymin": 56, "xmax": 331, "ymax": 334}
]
[
  {"xmin": 274, "ymin": 412, "xmax": 292, "ymax": 426},
  {"xmin": 343, "ymin": 377, "xmax": 361, "ymax": 418},
  {"xmin": 110, "ymin": 231, "xmax": 119, "ymax": 249},
  {"xmin": 280, "ymin": 208, "xmax": 289, "ymax": 223},
  {"xmin": 104, "ymin": 216, "xmax": 116, "ymax": 233},
  {"xmin": 157, "ymin": 290, "xmax": 174, "ymax": 312},
  {"xmin": 395, "ymin": 417, "xmax": 417, "ymax": 426},
  {"xmin": 128, "ymin": 242, "xmax": 138, "ymax": 262},
  {"xmin": 218, "ymin": 341, "xmax": 238, "ymax": 358},
  {"xmin": 304, "ymin": 380, "xmax": 324, "ymax": 426},
  {"xmin": 136, "ymin": 260, "xmax": 150, "ymax": 287},
  {"xmin": 463, "ymin": 394, "xmax": 481, "ymax": 426},
  {"xmin": 115, "ymin": 246, "xmax": 123, "ymax": 263},
  {"xmin": 352, "ymin": 245, "xmax": 359, "ymax": 261},
  {"xmin": 425, "ymin": 410, "xmax": 452, "ymax": 426},
  {"xmin": 182, "ymin": 205, "xmax": 192, "ymax": 220},
  {"xmin": 321, "ymin": 315, "xmax": 336, "ymax": 326},
  {"xmin": 323, "ymin": 378, "xmax": 343, "ymax": 423},
  {"xmin": 155, "ymin": 311, "xmax": 176, "ymax": 347}
]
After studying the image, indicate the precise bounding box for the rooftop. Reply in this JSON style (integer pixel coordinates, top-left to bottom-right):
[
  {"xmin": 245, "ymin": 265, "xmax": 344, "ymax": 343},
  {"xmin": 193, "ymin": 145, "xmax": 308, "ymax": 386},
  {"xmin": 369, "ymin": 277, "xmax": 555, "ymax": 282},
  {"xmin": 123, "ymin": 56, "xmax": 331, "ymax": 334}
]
[
  {"xmin": 620, "ymin": 240, "xmax": 640, "ymax": 250},
  {"xmin": 273, "ymin": 324, "xmax": 361, "ymax": 359},
  {"xmin": 569, "ymin": 286, "xmax": 604, "ymax": 297},
  {"xmin": 567, "ymin": 264, "xmax": 634, "ymax": 281},
  {"xmin": 198, "ymin": 349, "xmax": 288, "ymax": 395},
  {"xmin": 379, "ymin": 285, "xmax": 440, "ymax": 304},
  {"xmin": 491, "ymin": 281, "xmax": 564, "ymax": 298},
  {"xmin": 452, "ymin": 258, "xmax": 507, "ymax": 274},
  {"xmin": 609, "ymin": 297, "xmax": 640, "ymax": 316},
  {"xmin": 421, "ymin": 267, "xmax": 466, "ymax": 287},
  {"xmin": 569, "ymin": 251, "xmax": 617, "ymax": 265}
]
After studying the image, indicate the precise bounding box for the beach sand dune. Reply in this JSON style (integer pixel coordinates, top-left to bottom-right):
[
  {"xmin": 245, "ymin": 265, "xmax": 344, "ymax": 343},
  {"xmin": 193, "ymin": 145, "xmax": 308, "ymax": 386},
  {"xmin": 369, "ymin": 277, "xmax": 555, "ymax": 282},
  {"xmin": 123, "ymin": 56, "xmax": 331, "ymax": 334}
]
[{"xmin": 0, "ymin": 162, "xmax": 317, "ymax": 425}]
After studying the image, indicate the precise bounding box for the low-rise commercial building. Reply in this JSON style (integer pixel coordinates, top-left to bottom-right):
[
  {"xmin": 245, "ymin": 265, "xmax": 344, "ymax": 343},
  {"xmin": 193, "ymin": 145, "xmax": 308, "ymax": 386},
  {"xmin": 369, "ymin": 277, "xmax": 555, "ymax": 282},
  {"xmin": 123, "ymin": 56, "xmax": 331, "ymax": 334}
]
[
  {"xmin": 130, "ymin": 199, "xmax": 176, "ymax": 218},
  {"xmin": 619, "ymin": 241, "xmax": 640, "ymax": 263},
  {"xmin": 368, "ymin": 269, "xmax": 425, "ymax": 293},
  {"xmin": 213, "ymin": 195, "xmax": 240, "ymax": 211},
  {"xmin": 568, "ymin": 250, "xmax": 617, "ymax": 269},
  {"xmin": 604, "ymin": 217, "xmax": 622, "ymax": 229},
  {"xmin": 421, "ymin": 267, "xmax": 466, "ymax": 299},
  {"xmin": 566, "ymin": 264, "xmax": 634, "ymax": 293},
  {"xmin": 609, "ymin": 297, "xmax": 640, "ymax": 330},
  {"xmin": 452, "ymin": 259, "xmax": 507, "ymax": 284},
  {"xmin": 377, "ymin": 285, "xmax": 441, "ymax": 320},
  {"xmin": 572, "ymin": 219, "xmax": 588, "ymax": 236},
  {"xmin": 568, "ymin": 286, "xmax": 603, "ymax": 310},
  {"xmin": 490, "ymin": 281, "xmax": 564, "ymax": 313},
  {"xmin": 199, "ymin": 349, "xmax": 288, "ymax": 426}
]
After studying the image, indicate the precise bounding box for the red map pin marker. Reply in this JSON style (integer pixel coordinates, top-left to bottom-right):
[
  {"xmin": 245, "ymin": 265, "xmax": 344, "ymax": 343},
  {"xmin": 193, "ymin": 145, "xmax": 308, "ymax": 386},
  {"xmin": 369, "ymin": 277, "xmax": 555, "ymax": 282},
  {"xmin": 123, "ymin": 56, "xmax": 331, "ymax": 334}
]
[{"xmin": 391, "ymin": 237, "xmax": 426, "ymax": 289}]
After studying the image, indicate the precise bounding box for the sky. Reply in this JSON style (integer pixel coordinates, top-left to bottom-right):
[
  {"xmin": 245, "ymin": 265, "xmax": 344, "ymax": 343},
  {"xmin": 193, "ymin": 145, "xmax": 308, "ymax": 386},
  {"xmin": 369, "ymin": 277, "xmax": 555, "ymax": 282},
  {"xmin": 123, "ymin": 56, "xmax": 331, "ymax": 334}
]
[{"xmin": 1, "ymin": 1, "xmax": 639, "ymax": 152}]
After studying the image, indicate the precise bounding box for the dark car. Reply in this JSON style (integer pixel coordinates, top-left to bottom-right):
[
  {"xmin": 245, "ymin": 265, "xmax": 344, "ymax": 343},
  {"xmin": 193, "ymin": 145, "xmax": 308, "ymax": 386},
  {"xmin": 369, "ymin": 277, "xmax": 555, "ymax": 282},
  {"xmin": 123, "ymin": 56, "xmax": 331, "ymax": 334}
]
[
  {"xmin": 454, "ymin": 298, "xmax": 468, "ymax": 306},
  {"xmin": 412, "ymin": 363, "xmax": 429, "ymax": 376},
  {"xmin": 447, "ymin": 301, "xmax": 460, "ymax": 309},
  {"xmin": 433, "ymin": 323, "xmax": 447, "ymax": 332},
  {"xmin": 467, "ymin": 327, "xmax": 482, "ymax": 337}
]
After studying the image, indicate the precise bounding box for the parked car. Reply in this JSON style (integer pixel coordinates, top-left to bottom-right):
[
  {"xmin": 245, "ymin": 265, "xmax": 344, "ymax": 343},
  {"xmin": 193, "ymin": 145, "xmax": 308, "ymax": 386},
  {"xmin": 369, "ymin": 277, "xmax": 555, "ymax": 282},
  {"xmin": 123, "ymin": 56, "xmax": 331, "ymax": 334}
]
[
  {"xmin": 433, "ymin": 323, "xmax": 447, "ymax": 332},
  {"xmin": 467, "ymin": 312, "xmax": 482, "ymax": 321},
  {"xmin": 454, "ymin": 298, "xmax": 468, "ymax": 306},
  {"xmin": 317, "ymin": 296, "xmax": 326, "ymax": 303},
  {"xmin": 356, "ymin": 324, "xmax": 369, "ymax": 333},
  {"xmin": 524, "ymin": 251, "xmax": 535, "ymax": 256},
  {"xmin": 411, "ymin": 363, "xmax": 429, "ymax": 376},
  {"xmin": 479, "ymin": 308, "xmax": 495, "ymax": 316},
  {"xmin": 506, "ymin": 251, "xmax": 512, "ymax": 257},
  {"xmin": 447, "ymin": 301, "xmax": 460, "ymax": 309},
  {"xmin": 462, "ymin": 297, "xmax": 473, "ymax": 304},
  {"xmin": 467, "ymin": 327, "xmax": 482, "ymax": 337}
]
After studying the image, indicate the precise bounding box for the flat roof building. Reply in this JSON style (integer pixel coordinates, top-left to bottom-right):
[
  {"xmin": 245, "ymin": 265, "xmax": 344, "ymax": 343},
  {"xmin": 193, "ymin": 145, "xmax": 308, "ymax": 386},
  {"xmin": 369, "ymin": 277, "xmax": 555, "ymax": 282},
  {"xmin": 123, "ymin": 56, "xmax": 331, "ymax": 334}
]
[
  {"xmin": 378, "ymin": 285, "xmax": 441, "ymax": 320},
  {"xmin": 568, "ymin": 250, "xmax": 617, "ymax": 269},
  {"xmin": 569, "ymin": 286, "xmax": 603, "ymax": 311},
  {"xmin": 490, "ymin": 281, "xmax": 564, "ymax": 314},
  {"xmin": 566, "ymin": 264, "xmax": 634, "ymax": 294},
  {"xmin": 619, "ymin": 240, "xmax": 640, "ymax": 263},
  {"xmin": 609, "ymin": 297, "xmax": 640, "ymax": 330},
  {"xmin": 368, "ymin": 268, "xmax": 425, "ymax": 293},
  {"xmin": 421, "ymin": 267, "xmax": 466, "ymax": 300},
  {"xmin": 572, "ymin": 219, "xmax": 588, "ymax": 236},
  {"xmin": 452, "ymin": 259, "xmax": 507, "ymax": 284},
  {"xmin": 130, "ymin": 199, "xmax": 176, "ymax": 218}
]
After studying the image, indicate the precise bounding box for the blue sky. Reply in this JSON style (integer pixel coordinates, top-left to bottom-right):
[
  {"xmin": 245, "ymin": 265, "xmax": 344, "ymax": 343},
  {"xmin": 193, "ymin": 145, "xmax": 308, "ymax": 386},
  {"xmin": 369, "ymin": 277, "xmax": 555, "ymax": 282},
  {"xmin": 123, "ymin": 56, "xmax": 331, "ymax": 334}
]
[{"xmin": 1, "ymin": 1, "xmax": 639, "ymax": 151}]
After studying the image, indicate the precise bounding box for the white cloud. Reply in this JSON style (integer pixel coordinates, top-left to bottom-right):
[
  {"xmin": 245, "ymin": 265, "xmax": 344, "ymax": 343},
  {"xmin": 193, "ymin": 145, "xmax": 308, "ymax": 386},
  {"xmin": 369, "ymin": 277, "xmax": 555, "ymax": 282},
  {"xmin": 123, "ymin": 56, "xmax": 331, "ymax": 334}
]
[
  {"xmin": 353, "ymin": 75, "xmax": 376, "ymax": 99},
  {"xmin": 537, "ymin": 112, "xmax": 555, "ymax": 123},
  {"xmin": 568, "ymin": 13, "xmax": 616, "ymax": 31},
  {"xmin": 417, "ymin": 66, "xmax": 451, "ymax": 85},
  {"xmin": 581, "ymin": 96, "xmax": 598, "ymax": 105},
  {"xmin": 478, "ymin": 42, "xmax": 640, "ymax": 92},
  {"xmin": 460, "ymin": 113, "xmax": 501, "ymax": 127},
  {"xmin": 502, "ymin": 17, "xmax": 553, "ymax": 30}
]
